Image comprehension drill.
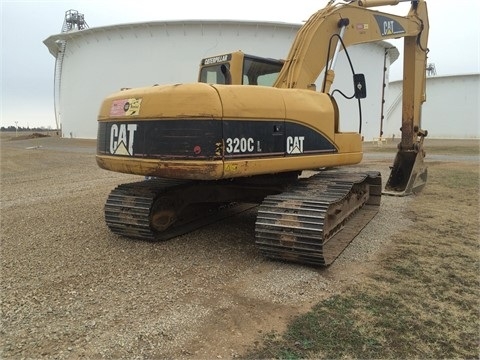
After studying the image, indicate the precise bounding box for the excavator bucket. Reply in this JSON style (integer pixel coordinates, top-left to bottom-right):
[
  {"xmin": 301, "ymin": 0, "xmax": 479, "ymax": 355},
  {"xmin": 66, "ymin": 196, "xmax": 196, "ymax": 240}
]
[{"xmin": 384, "ymin": 140, "xmax": 427, "ymax": 196}]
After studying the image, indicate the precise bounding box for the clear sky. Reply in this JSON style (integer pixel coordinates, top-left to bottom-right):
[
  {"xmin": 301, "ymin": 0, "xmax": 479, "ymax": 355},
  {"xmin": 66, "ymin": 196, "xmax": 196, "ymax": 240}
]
[{"xmin": 1, "ymin": 0, "xmax": 479, "ymax": 128}]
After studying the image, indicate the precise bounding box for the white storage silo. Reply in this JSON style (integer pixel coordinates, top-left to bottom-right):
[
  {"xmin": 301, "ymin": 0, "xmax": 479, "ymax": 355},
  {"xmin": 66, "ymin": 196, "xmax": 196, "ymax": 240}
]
[
  {"xmin": 385, "ymin": 73, "xmax": 480, "ymax": 139},
  {"xmin": 44, "ymin": 16, "xmax": 398, "ymax": 139}
]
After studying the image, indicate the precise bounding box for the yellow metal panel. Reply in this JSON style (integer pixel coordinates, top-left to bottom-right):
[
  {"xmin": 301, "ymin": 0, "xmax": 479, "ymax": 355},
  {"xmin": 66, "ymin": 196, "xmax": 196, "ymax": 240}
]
[
  {"xmin": 99, "ymin": 83, "xmax": 223, "ymax": 121},
  {"xmin": 334, "ymin": 133, "xmax": 362, "ymax": 154},
  {"xmin": 214, "ymin": 85, "xmax": 285, "ymax": 120},
  {"xmin": 96, "ymin": 155, "xmax": 224, "ymax": 180},
  {"xmin": 223, "ymin": 152, "xmax": 363, "ymax": 178},
  {"xmin": 214, "ymin": 86, "xmax": 336, "ymax": 144},
  {"xmin": 282, "ymin": 90, "xmax": 336, "ymax": 140}
]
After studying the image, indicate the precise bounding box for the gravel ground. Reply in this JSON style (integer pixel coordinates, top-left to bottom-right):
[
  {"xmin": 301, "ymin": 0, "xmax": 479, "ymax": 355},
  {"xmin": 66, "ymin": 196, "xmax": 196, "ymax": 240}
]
[{"xmin": 1, "ymin": 135, "xmax": 413, "ymax": 359}]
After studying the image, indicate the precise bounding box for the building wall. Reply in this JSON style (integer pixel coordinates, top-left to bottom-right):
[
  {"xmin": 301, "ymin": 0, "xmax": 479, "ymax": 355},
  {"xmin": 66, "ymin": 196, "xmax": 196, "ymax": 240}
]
[
  {"xmin": 384, "ymin": 73, "xmax": 480, "ymax": 139},
  {"xmin": 329, "ymin": 43, "xmax": 394, "ymax": 140},
  {"xmin": 44, "ymin": 20, "xmax": 397, "ymax": 139}
]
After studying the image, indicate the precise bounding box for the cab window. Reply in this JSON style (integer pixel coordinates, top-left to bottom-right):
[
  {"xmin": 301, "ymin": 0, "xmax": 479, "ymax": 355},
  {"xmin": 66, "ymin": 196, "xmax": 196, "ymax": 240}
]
[
  {"xmin": 242, "ymin": 57, "xmax": 283, "ymax": 86},
  {"xmin": 199, "ymin": 64, "xmax": 231, "ymax": 84}
]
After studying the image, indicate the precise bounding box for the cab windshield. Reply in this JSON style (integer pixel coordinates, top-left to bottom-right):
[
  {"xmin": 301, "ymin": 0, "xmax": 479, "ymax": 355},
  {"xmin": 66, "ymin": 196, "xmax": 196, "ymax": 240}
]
[
  {"xmin": 242, "ymin": 56, "xmax": 283, "ymax": 86},
  {"xmin": 199, "ymin": 55, "xmax": 283, "ymax": 86}
]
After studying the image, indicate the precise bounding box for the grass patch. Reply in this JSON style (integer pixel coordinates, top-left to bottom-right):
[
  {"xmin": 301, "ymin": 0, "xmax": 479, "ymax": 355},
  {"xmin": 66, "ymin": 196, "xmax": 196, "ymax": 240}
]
[
  {"xmin": 363, "ymin": 139, "xmax": 480, "ymax": 156},
  {"xmin": 244, "ymin": 162, "xmax": 479, "ymax": 359}
]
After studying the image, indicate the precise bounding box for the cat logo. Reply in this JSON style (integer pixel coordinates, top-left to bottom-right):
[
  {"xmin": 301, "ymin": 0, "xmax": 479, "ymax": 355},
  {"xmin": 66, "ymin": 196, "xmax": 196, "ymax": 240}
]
[
  {"xmin": 373, "ymin": 14, "xmax": 405, "ymax": 36},
  {"xmin": 287, "ymin": 136, "xmax": 305, "ymax": 154},
  {"xmin": 110, "ymin": 124, "xmax": 137, "ymax": 156},
  {"xmin": 383, "ymin": 20, "xmax": 395, "ymax": 35}
]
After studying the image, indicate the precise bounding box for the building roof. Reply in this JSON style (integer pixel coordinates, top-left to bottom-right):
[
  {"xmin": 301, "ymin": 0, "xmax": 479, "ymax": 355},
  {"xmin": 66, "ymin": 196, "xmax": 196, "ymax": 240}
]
[
  {"xmin": 390, "ymin": 72, "xmax": 480, "ymax": 84},
  {"xmin": 43, "ymin": 19, "xmax": 399, "ymax": 64}
]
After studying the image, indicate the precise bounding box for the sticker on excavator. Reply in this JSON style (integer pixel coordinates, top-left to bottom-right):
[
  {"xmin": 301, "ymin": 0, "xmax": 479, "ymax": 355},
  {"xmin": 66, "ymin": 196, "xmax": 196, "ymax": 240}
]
[
  {"xmin": 201, "ymin": 53, "xmax": 232, "ymax": 65},
  {"xmin": 356, "ymin": 23, "xmax": 369, "ymax": 31},
  {"xmin": 110, "ymin": 98, "xmax": 142, "ymax": 116},
  {"xmin": 373, "ymin": 15, "xmax": 406, "ymax": 36}
]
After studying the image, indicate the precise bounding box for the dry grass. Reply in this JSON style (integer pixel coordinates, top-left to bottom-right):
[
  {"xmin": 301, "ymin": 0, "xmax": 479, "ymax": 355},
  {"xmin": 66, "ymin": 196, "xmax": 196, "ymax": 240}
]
[
  {"xmin": 244, "ymin": 160, "xmax": 480, "ymax": 359},
  {"xmin": 363, "ymin": 138, "xmax": 480, "ymax": 155}
]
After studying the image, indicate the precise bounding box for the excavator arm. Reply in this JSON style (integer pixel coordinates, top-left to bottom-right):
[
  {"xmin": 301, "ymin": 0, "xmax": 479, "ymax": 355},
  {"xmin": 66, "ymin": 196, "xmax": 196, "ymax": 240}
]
[
  {"xmin": 274, "ymin": 0, "xmax": 428, "ymax": 90},
  {"xmin": 274, "ymin": 0, "xmax": 429, "ymax": 195}
]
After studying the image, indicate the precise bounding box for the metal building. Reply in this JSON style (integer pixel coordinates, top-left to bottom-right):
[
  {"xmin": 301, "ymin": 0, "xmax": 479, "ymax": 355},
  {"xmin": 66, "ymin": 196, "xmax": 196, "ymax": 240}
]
[
  {"xmin": 385, "ymin": 73, "xmax": 480, "ymax": 139},
  {"xmin": 44, "ymin": 14, "xmax": 399, "ymax": 139}
]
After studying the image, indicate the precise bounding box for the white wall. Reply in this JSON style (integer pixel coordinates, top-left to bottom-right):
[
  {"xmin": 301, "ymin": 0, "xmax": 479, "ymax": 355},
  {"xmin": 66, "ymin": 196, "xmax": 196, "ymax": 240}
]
[
  {"xmin": 328, "ymin": 43, "xmax": 395, "ymax": 141},
  {"xmin": 44, "ymin": 20, "xmax": 396, "ymax": 139},
  {"xmin": 385, "ymin": 73, "xmax": 480, "ymax": 139}
]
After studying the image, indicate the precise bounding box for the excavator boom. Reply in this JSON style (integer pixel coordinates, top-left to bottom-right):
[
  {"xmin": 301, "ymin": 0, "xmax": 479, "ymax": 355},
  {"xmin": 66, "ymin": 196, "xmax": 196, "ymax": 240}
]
[{"xmin": 272, "ymin": 0, "xmax": 429, "ymax": 195}]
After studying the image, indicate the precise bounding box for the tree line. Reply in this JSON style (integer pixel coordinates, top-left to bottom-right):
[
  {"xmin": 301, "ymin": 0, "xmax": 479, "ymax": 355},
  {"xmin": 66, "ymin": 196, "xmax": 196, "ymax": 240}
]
[{"xmin": 1, "ymin": 126, "xmax": 59, "ymax": 132}]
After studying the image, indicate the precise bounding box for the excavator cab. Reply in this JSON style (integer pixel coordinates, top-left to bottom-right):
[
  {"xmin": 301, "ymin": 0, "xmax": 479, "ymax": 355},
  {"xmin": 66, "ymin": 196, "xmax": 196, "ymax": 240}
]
[{"xmin": 198, "ymin": 51, "xmax": 284, "ymax": 86}]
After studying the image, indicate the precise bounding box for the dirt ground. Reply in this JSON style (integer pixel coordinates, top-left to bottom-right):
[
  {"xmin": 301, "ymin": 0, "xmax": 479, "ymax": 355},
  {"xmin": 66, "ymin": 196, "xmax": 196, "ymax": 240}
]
[{"xmin": 1, "ymin": 133, "xmax": 478, "ymax": 359}]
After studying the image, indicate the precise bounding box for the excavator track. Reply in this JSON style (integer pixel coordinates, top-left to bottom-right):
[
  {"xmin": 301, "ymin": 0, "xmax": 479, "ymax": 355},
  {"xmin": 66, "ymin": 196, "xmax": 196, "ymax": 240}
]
[
  {"xmin": 104, "ymin": 178, "xmax": 281, "ymax": 241},
  {"xmin": 255, "ymin": 171, "xmax": 382, "ymax": 266},
  {"xmin": 105, "ymin": 179, "xmax": 257, "ymax": 241},
  {"xmin": 105, "ymin": 179, "xmax": 187, "ymax": 241}
]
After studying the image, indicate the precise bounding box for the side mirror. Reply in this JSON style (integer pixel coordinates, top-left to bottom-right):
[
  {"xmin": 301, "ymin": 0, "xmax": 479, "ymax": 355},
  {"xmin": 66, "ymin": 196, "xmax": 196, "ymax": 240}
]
[{"xmin": 353, "ymin": 73, "xmax": 366, "ymax": 99}]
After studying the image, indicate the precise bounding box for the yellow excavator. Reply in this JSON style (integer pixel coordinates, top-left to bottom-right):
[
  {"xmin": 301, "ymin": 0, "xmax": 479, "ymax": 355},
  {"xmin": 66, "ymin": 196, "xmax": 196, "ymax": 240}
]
[{"xmin": 96, "ymin": 0, "xmax": 429, "ymax": 266}]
